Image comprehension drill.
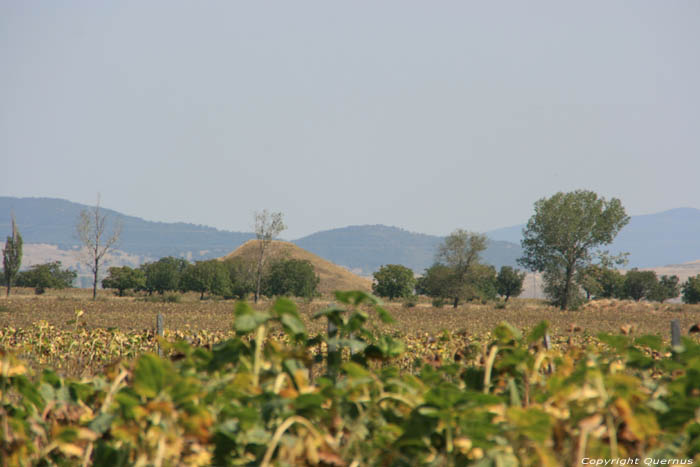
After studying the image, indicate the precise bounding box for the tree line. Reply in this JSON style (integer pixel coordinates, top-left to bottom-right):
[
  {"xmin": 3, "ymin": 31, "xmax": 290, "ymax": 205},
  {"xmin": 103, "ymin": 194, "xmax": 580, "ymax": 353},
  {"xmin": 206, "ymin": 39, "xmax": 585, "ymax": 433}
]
[
  {"xmin": 4, "ymin": 190, "xmax": 700, "ymax": 306},
  {"xmin": 101, "ymin": 256, "xmax": 319, "ymax": 300},
  {"xmin": 370, "ymin": 190, "xmax": 700, "ymax": 307}
]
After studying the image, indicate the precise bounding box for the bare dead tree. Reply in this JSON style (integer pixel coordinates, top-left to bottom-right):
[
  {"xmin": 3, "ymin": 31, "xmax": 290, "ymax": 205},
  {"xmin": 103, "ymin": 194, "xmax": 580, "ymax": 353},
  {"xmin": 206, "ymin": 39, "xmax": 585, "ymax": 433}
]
[
  {"xmin": 253, "ymin": 210, "xmax": 285, "ymax": 303},
  {"xmin": 76, "ymin": 196, "xmax": 122, "ymax": 300}
]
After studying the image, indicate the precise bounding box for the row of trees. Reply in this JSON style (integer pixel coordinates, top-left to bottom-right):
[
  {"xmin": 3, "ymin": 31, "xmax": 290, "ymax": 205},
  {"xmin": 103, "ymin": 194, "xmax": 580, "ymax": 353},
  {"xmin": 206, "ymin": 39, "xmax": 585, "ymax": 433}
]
[
  {"xmin": 371, "ymin": 190, "xmax": 700, "ymax": 307},
  {"xmin": 371, "ymin": 230, "xmax": 527, "ymax": 306},
  {"xmin": 0, "ymin": 260, "xmax": 77, "ymax": 294},
  {"xmin": 101, "ymin": 256, "xmax": 319, "ymax": 300},
  {"xmin": 517, "ymin": 190, "xmax": 700, "ymax": 308},
  {"xmin": 580, "ymin": 265, "xmax": 700, "ymax": 304}
]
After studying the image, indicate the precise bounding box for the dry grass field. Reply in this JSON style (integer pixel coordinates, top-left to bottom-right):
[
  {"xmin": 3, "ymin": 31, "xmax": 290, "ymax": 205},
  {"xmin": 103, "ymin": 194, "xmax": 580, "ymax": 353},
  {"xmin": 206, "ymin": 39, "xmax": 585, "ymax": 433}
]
[{"xmin": 2, "ymin": 287, "xmax": 699, "ymax": 338}]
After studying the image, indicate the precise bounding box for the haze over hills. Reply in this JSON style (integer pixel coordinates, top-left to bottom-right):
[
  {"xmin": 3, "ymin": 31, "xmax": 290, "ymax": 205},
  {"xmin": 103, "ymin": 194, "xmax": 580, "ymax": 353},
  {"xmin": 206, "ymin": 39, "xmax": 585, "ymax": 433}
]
[
  {"xmin": 293, "ymin": 225, "xmax": 522, "ymax": 275},
  {"xmin": 486, "ymin": 207, "xmax": 700, "ymax": 268},
  {"xmin": 2, "ymin": 197, "xmax": 700, "ymax": 279},
  {"xmin": 0, "ymin": 197, "xmax": 523, "ymax": 275},
  {"xmin": 0, "ymin": 197, "xmax": 255, "ymax": 261}
]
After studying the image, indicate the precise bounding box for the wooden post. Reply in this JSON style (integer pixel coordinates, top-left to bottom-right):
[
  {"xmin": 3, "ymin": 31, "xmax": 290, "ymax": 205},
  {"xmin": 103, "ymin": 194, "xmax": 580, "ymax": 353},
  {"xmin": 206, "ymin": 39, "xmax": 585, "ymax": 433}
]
[
  {"xmin": 542, "ymin": 332, "xmax": 553, "ymax": 374},
  {"xmin": 671, "ymin": 319, "xmax": 681, "ymax": 348},
  {"xmin": 327, "ymin": 303, "xmax": 340, "ymax": 382},
  {"xmin": 157, "ymin": 312, "xmax": 164, "ymax": 357}
]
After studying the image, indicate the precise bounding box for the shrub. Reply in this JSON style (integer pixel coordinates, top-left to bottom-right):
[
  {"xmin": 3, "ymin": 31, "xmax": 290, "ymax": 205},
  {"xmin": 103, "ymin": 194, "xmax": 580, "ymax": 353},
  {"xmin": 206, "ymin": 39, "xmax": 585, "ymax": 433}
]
[{"xmin": 402, "ymin": 295, "xmax": 418, "ymax": 308}]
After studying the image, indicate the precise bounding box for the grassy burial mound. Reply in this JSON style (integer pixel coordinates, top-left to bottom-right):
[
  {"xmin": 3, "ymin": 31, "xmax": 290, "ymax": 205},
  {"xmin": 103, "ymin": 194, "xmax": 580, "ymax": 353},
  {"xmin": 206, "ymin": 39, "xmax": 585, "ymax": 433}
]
[{"xmin": 220, "ymin": 239, "xmax": 372, "ymax": 294}]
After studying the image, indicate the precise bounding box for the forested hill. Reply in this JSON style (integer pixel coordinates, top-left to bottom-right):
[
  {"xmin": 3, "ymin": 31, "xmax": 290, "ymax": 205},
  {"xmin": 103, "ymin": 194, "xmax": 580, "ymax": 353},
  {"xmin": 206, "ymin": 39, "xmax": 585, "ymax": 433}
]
[
  {"xmin": 0, "ymin": 197, "xmax": 255, "ymax": 261},
  {"xmin": 293, "ymin": 225, "xmax": 522, "ymax": 275}
]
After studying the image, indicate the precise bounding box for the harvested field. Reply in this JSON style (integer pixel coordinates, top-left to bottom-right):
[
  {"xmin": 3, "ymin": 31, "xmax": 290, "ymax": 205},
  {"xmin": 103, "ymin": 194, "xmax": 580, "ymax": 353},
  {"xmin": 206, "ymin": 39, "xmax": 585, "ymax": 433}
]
[{"xmin": 2, "ymin": 289, "xmax": 699, "ymax": 339}]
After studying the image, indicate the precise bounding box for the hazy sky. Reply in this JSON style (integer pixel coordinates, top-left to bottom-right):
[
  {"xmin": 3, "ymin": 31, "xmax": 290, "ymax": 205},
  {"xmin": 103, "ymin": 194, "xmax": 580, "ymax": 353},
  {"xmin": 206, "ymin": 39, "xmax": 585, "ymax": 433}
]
[{"xmin": 2, "ymin": 2, "xmax": 699, "ymax": 239}]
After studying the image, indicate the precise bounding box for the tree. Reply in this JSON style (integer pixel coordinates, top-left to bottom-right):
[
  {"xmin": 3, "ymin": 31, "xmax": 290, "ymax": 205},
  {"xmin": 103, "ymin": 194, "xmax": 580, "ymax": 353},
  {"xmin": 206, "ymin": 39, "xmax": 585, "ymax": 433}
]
[
  {"xmin": 181, "ymin": 260, "xmax": 231, "ymax": 299},
  {"xmin": 372, "ymin": 264, "xmax": 416, "ymax": 300},
  {"xmin": 598, "ymin": 267, "xmax": 626, "ymax": 299},
  {"xmin": 468, "ymin": 264, "xmax": 498, "ymax": 301},
  {"xmin": 16, "ymin": 261, "xmax": 76, "ymax": 294},
  {"xmin": 577, "ymin": 264, "xmax": 604, "ymax": 300},
  {"xmin": 141, "ymin": 257, "xmax": 188, "ymax": 295},
  {"xmin": 496, "ymin": 266, "xmax": 526, "ymax": 302},
  {"xmin": 223, "ymin": 257, "xmax": 256, "ymax": 299},
  {"xmin": 2, "ymin": 214, "xmax": 22, "ymax": 297},
  {"xmin": 102, "ymin": 266, "xmax": 146, "ymax": 297},
  {"xmin": 518, "ymin": 190, "xmax": 629, "ymax": 310},
  {"xmin": 253, "ymin": 210, "xmax": 286, "ymax": 303},
  {"xmin": 623, "ymin": 269, "xmax": 658, "ymax": 302},
  {"xmin": 435, "ymin": 229, "xmax": 488, "ymax": 307},
  {"xmin": 415, "ymin": 264, "xmax": 455, "ymax": 301},
  {"xmin": 649, "ymin": 275, "xmax": 680, "ymax": 303},
  {"xmin": 76, "ymin": 196, "xmax": 122, "ymax": 300},
  {"xmin": 681, "ymin": 275, "xmax": 700, "ymax": 304},
  {"xmin": 263, "ymin": 259, "xmax": 319, "ymax": 299}
]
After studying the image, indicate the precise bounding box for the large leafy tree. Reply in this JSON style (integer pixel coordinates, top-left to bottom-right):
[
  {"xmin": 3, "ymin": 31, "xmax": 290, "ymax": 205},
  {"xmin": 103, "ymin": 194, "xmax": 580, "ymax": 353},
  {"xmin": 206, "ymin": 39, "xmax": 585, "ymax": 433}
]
[
  {"xmin": 2, "ymin": 214, "xmax": 22, "ymax": 297},
  {"xmin": 372, "ymin": 264, "xmax": 416, "ymax": 300},
  {"xmin": 518, "ymin": 190, "xmax": 629, "ymax": 310}
]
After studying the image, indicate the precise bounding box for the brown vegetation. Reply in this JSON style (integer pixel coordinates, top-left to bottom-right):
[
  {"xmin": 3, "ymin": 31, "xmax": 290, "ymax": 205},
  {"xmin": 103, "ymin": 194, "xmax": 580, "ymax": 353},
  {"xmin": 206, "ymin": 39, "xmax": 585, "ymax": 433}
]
[{"xmin": 2, "ymin": 289, "xmax": 699, "ymax": 339}]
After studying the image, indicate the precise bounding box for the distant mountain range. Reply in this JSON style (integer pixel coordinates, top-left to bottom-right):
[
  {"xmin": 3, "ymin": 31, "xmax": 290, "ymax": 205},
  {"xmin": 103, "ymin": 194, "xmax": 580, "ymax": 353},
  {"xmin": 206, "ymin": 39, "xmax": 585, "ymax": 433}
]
[
  {"xmin": 488, "ymin": 207, "xmax": 700, "ymax": 268},
  {"xmin": 0, "ymin": 197, "xmax": 254, "ymax": 261},
  {"xmin": 294, "ymin": 225, "xmax": 521, "ymax": 274},
  {"xmin": 2, "ymin": 197, "xmax": 700, "ymax": 276}
]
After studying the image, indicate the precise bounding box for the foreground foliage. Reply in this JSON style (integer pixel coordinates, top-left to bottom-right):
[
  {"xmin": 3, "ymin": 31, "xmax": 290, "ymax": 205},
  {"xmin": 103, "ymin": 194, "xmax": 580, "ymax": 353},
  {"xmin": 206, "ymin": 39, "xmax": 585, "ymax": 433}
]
[{"xmin": 1, "ymin": 292, "xmax": 700, "ymax": 465}]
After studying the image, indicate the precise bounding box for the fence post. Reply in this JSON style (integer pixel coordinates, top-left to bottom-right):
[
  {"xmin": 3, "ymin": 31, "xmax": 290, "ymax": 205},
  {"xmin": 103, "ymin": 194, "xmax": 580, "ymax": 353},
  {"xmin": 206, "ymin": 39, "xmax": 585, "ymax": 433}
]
[
  {"xmin": 157, "ymin": 312, "xmax": 164, "ymax": 357},
  {"xmin": 542, "ymin": 332, "xmax": 553, "ymax": 374},
  {"xmin": 327, "ymin": 302, "xmax": 340, "ymax": 382},
  {"xmin": 671, "ymin": 319, "xmax": 681, "ymax": 348}
]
